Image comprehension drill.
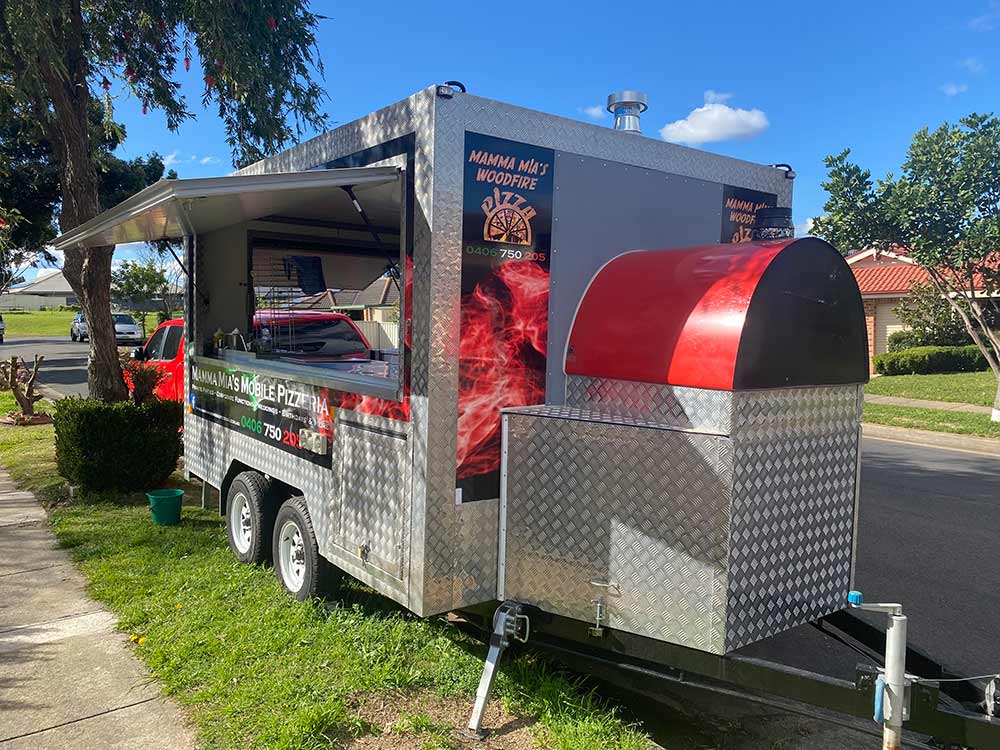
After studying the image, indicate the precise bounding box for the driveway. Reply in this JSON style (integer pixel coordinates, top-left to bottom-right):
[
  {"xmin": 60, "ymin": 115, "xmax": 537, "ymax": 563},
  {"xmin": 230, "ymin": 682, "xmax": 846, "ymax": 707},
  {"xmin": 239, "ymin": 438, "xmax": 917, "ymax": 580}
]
[{"xmin": 2, "ymin": 337, "xmax": 90, "ymax": 398}]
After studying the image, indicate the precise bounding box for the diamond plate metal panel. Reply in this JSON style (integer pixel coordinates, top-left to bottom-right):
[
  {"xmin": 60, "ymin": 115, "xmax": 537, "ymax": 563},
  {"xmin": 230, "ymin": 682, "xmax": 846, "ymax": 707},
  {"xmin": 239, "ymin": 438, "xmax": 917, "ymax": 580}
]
[
  {"xmin": 724, "ymin": 386, "xmax": 862, "ymax": 651},
  {"xmin": 337, "ymin": 421, "xmax": 409, "ymax": 579},
  {"xmin": 565, "ymin": 376, "xmax": 733, "ymax": 433},
  {"xmin": 500, "ymin": 384, "xmax": 862, "ymax": 654},
  {"xmin": 502, "ymin": 412, "xmax": 733, "ymax": 653}
]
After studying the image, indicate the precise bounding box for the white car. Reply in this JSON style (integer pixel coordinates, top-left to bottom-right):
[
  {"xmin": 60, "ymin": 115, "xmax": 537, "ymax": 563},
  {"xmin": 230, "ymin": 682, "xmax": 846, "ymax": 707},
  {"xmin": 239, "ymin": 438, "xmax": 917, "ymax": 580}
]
[
  {"xmin": 70, "ymin": 312, "xmax": 88, "ymax": 341},
  {"xmin": 112, "ymin": 313, "xmax": 144, "ymax": 345},
  {"xmin": 71, "ymin": 312, "xmax": 145, "ymax": 345}
]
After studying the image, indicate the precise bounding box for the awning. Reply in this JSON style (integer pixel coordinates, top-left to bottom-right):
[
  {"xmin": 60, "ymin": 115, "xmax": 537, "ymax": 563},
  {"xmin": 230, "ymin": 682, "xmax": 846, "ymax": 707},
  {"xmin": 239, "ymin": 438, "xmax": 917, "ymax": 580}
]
[{"xmin": 52, "ymin": 167, "xmax": 401, "ymax": 251}]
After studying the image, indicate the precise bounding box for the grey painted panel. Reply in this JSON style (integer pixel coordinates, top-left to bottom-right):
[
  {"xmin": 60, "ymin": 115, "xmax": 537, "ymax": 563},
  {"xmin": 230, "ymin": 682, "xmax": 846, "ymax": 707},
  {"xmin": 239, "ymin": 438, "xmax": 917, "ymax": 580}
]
[{"xmin": 547, "ymin": 154, "xmax": 724, "ymax": 402}]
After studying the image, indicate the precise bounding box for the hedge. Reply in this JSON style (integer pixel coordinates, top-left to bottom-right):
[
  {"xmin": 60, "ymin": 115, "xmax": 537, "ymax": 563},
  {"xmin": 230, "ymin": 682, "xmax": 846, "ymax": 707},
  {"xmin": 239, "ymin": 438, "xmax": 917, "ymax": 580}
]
[
  {"xmin": 873, "ymin": 345, "xmax": 989, "ymax": 376},
  {"xmin": 54, "ymin": 398, "xmax": 183, "ymax": 493}
]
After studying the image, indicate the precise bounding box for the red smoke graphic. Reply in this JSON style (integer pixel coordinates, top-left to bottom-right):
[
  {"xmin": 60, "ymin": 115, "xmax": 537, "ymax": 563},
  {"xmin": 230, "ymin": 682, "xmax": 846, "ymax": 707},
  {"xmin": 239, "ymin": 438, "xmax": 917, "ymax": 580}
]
[{"xmin": 457, "ymin": 261, "xmax": 549, "ymax": 479}]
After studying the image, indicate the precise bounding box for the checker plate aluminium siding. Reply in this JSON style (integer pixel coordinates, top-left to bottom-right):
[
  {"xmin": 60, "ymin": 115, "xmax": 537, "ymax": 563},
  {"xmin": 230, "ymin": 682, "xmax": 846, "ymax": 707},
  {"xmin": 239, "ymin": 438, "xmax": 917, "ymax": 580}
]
[
  {"xmin": 501, "ymin": 410, "xmax": 734, "ymax": 653},
  {"xmin": 724, "ymin": 386, "xmax": 863, "ymax": 650},
  {"xmin": 500, "ymin": 384, "xmax": 862, "ymax": 654},
  {"xmin": 337, "ymin": 421, "xmax": 410, "ymax": 579}
]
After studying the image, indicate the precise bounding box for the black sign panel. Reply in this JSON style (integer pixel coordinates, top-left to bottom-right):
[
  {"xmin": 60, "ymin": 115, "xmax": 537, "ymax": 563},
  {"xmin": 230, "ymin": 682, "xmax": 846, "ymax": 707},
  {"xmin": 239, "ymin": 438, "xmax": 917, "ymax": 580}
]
[
  {"xmin": 456, "ymin": 133, "xmax": 555, "ymax": 503},
  {"xmin": 721, "ymin": 185, "xmax": 778, "ymax": 244},
  {"xmin": 189, "ymin": 359, "xmax": 333, "ymax": 465}
]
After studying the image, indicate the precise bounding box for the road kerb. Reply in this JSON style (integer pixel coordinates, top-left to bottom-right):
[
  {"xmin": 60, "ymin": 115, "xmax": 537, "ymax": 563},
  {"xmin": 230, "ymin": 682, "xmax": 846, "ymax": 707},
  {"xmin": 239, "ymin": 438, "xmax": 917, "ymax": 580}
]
[{"xmin": 862, "ymin": 422, "xmax": 1000, "ymax": 457}]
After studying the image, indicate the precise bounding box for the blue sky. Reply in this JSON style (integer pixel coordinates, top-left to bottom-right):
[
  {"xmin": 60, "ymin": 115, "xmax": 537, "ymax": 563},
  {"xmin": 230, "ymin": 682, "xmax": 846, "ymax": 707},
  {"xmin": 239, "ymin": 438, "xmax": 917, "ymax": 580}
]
[{"xmin": 30, "ymin": 0, "xmax": 1000, "ymax": 277}]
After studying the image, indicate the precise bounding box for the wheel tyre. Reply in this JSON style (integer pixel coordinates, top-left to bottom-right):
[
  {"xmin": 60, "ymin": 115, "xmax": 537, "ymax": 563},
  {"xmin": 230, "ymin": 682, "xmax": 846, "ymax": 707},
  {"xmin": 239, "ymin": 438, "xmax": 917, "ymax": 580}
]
[
  {"xmin": 70, "ymin": 332, "xmax": 76, "ymax": 342},
  {"xmin": 225, "ymin": 471, "xmax": 277, "ymax": 565},
  {"xmin": 272, "ymin": 496, "xmax": 341, "ymax": 601}
]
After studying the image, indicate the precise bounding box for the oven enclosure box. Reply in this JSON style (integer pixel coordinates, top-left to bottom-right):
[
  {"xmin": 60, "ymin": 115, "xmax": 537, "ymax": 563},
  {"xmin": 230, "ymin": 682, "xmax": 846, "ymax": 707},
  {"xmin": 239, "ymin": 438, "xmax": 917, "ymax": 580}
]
[{"xmin": 500, "ymin": 238, "xmax": 868, "ymax": 654}]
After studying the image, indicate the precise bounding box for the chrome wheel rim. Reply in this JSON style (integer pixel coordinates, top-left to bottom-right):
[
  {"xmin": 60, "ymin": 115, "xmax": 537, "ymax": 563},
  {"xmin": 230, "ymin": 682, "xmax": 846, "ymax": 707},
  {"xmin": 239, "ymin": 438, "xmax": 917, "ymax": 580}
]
[
  {"xmin": 278, "ymin": 519, "xmax": 306, "ymax": 592},
  {"xmin": 229, "ymin": 492, "xmax": 252, "ymax": 554}
]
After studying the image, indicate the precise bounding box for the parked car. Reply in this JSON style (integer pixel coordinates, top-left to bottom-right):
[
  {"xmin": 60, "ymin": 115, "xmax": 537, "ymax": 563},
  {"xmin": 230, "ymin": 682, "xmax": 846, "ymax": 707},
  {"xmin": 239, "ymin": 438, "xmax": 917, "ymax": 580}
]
[
  {"xmin": 71, "ymin": 312, "xmax": 145, "ymax": 345},
  {"xmin": 70, "ymin": 312, "xmax": 87, "ymax": 341},
  {"xmin": 133, "ymin": 312, "xmax": 372, "ymax": 402},
  {"xmin": 0, "ymin": 312, "xmax": 5, "ymax": 343},
  {"xmin": 112, "ymin": 313, "xmax": 144, "ymax": 345},
  {"xmin": 131, "ymin": 319, "xmax": 185, "ymax": 401}
]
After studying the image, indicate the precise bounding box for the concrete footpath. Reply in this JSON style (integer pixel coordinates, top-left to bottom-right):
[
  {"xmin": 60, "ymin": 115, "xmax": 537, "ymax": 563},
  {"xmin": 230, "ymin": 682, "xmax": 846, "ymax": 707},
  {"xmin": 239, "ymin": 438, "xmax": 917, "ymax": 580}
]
[
  {"xmin": 0, "ymin": 472, "xmax": 195, "ymax": 749},
  {"xmin": 865, "ymin": 392, "xmax": 994, "ymax": 415}
]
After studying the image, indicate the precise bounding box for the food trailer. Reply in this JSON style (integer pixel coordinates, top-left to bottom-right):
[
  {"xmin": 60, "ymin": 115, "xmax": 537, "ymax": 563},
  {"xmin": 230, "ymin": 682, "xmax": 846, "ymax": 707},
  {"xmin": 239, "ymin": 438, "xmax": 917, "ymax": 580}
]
[{"xmin": 54, "ymin": 84, "xmax": 1000, "ymax": 747}]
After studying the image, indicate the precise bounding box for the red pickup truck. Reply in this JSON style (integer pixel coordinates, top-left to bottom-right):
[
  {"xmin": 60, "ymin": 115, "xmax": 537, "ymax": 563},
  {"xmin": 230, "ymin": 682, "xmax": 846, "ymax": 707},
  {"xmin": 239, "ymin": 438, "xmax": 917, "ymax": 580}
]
[{"xmin": 134, "ymin": 312, "xmax": 373, "ymax": 402}]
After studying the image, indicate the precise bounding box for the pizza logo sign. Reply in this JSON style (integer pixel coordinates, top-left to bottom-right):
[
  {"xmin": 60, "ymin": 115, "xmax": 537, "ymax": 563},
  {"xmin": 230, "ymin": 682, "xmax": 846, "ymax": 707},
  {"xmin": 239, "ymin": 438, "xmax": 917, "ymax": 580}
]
[{"xmin": 481, "ymin": 188, "xmax": 536, "ymax": 246}]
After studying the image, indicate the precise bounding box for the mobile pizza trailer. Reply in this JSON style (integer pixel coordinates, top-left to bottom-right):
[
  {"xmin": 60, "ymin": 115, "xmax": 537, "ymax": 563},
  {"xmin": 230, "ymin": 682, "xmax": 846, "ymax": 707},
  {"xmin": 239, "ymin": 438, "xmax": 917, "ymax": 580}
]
[{"xmin": 54, "ymin": 84, "xmax": 1000, "ymax": 747}]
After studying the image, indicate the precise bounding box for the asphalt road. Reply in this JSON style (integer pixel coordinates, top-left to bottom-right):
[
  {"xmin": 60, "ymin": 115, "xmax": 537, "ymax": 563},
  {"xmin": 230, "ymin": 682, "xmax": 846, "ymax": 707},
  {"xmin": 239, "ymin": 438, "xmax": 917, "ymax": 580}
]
[
  {"xmin": 3, "ymin": 336, "xmax": 90, "ymax": 398},
  {"xmin": 740, "ymin": 435, "xmax": 1000, "ymax": 681}
]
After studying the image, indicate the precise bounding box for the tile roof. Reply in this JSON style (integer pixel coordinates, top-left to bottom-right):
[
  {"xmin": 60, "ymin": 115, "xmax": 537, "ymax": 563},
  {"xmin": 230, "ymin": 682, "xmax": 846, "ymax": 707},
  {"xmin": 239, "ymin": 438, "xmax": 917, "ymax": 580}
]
[{"xmin": 852, "ymin": 264, "xmax": 929, "ymax": 295}]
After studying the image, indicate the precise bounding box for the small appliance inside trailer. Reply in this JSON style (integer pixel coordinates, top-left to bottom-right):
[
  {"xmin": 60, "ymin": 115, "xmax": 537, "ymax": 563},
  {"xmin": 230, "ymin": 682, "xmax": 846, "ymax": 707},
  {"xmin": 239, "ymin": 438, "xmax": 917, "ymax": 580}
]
[{"xmin": 53, "ymin": 84, "xmax": 1000, "ymax": 747}]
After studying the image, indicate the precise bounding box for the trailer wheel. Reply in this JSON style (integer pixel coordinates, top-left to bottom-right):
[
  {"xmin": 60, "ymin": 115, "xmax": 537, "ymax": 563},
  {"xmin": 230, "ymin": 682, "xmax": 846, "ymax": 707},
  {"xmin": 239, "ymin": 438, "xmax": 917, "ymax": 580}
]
[
  {"xmin": 272, "ymin": 496, "xmax": 340, "ymax": 601},
  {"xmin": 225, "ymin": 471, "xmax": 276, "ymax": 565}
]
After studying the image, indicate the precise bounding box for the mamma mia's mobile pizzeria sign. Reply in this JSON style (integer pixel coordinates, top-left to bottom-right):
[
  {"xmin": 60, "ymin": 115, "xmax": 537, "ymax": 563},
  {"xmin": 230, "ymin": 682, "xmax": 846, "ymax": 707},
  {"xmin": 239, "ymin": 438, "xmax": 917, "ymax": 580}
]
[
  {"xmin": 457, "ymin": 133, "xmax": 554, "ymax": 503},
  {"xmin": 189, "ymin": 360, "xmax": 333, "ymax": 464}
]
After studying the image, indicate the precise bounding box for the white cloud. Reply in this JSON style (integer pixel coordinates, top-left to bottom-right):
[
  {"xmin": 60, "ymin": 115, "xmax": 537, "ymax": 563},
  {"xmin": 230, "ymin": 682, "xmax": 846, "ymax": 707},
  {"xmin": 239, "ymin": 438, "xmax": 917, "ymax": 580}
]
[
  {"xmin": 795, "ymin": 217, "xmax": 815, "ymax": 237},
  {"xmin": 939, "ymin": 82, "xmax": 969, "ymax": 96},
  {"xmin": 659, "ymin": 91, "xmax": 768, "ymax": 146},
  {"xmin": 162, "ymin": 149, "xmax": 182, "ymax": 167},
  {"xmin": 970, "ymin": 1, "xmax": 1000, "ymax": 30},
  {"xmin": 703, "ymin": 90, "xmax": 733, "ymax": 104},
  {"xmin": 578, "ymin": 105, "xmax": 607, "ymax": 121},
  {"xmin": 199, "ymin": 155, "xmax": 221, "ymax": 165},
  {"xmin": 959, "ymin": 56, "xmax": 986, "ymax": 74}
]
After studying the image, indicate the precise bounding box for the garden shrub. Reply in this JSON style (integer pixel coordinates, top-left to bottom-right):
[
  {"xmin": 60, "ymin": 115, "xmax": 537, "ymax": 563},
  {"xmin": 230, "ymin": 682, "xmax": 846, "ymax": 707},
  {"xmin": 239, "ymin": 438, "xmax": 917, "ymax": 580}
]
[
  {"xmin": 873, "ymin": 345, "xmax": 988, "ymax": 376},
  {"xmin": 54, "ymin": 398, "xmax": 182, "ymax": 492},
  {"xmin": 887, "ymin": 329, "xmax": 922, "ymax": 352}
]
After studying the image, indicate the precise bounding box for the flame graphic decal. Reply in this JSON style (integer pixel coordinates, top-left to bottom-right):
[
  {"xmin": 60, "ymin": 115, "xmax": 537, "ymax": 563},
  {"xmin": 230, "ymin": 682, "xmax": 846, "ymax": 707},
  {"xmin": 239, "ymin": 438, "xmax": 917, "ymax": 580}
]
[{"xmin": 457, "ymin": 261, "xmax": 549, "ymax": 479}]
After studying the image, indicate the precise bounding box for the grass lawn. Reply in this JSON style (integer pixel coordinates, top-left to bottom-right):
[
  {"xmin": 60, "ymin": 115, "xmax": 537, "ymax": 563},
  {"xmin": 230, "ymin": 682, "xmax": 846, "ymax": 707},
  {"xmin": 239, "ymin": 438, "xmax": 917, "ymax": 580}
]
[
  {"xmin": 864, "ymin": 402, "xmax": 1000, "ymax": 439},
  {"xmin": 2, "ymin": 309, "xmax": 76, "ymax": 337},
  {"xmin": 0, "ymin": 394, "xmax": 695, "ymax": 750},
  {"xmin": 865, "ymin": 370, "xmax": 997, "ymax": 408}
]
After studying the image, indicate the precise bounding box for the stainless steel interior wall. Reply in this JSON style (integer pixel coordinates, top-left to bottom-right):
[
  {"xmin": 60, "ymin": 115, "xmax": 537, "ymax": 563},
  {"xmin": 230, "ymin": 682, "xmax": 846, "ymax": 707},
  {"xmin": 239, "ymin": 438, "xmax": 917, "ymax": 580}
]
[{"xmin": 548, "ymin": 158, "xmax": 722, "ymax": 402}]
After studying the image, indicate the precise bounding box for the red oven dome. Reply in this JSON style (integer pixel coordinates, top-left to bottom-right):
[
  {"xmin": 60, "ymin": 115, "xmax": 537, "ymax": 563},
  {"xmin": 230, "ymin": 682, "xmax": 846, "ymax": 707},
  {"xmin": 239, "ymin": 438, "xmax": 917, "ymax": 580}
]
[{"xmin": 564, "ymin": 237, "xmax": 868, "ymax": 391}]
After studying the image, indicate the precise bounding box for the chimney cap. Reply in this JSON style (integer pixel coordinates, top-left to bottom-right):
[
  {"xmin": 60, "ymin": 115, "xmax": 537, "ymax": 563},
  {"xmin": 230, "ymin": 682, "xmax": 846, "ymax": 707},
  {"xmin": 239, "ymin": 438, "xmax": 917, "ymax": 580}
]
[{"xmin": 607, "ymin": 91, "xmax": 648, "ymax": 113}]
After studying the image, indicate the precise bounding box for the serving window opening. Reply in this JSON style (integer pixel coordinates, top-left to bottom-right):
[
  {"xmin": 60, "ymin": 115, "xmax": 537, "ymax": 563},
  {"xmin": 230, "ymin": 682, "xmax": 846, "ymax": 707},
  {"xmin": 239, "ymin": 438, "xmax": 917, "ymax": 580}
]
[{"xmin": 191, "ymin": 168, "xmax": 407, "ymax": 399}]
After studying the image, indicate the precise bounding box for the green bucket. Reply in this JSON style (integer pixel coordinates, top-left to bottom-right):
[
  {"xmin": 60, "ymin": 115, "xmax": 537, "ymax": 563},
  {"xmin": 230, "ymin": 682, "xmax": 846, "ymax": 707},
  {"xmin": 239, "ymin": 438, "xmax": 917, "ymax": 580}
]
[{"xmin": 147, "ymin": 489, "xmax": 184, "ymax": 526}]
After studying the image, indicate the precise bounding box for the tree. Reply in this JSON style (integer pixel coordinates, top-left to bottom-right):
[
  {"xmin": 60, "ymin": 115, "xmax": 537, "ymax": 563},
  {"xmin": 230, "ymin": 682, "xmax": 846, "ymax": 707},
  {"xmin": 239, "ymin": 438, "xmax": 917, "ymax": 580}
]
[
  {"xmin": 1, "ymin": 89, "xmax": 171, "ymax": 297},
  {"xmin": 0, "ymin": 2, "xmax": 327, "ymax": 400},
  {"xmin": 893, "ymin": 282, "xmax": 974, "ymax": 348},
  {"xmin": 812, "ymin": 115, "xmax": 1000, "ymax": 421},
  {"xmin": 111, "ymin": 258, "xmax": 167, "ymax": 334},
  {"xmin": 0, "ymin": 206, "xmax": 34, "ymax": 295}
]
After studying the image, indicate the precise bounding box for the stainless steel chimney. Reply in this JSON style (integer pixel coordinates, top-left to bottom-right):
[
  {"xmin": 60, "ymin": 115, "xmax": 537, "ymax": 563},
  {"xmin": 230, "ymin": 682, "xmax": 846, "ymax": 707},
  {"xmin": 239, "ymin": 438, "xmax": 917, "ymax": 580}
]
[{"xmin": 607, "ymin": 91, "xmax": 648, "ymax": 134}]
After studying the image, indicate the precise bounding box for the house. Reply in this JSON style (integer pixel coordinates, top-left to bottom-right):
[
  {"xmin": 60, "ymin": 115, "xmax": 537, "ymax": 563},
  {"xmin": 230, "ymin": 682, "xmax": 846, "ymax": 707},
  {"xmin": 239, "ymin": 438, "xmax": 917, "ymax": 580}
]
[
  {"xmin": 330, "ymin": 275, "xmax": 400, "ymax": 323},
  {"xmin": 846, "ymin": 248, "xmax": 999, "ymax": 372},
  {"xmin": 0, "ymin": 268, "xmax": 77, "ymax": 310}
]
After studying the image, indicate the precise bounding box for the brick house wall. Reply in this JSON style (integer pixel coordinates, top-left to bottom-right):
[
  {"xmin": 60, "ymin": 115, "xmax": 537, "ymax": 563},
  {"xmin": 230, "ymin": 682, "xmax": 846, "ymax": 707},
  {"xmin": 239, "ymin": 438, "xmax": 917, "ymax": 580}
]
[{"xmin": 863, "ymin": 299, "xmax": 877, "ymax": 374}]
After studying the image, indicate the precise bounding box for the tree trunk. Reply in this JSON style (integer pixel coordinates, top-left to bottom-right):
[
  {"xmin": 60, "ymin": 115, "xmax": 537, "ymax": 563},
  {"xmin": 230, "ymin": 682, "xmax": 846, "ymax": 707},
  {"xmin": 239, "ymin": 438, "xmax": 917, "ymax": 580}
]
[
  {"xmin": 38, "ymin": 4, "xmax": 126, "ymax": 402},
  {"xmin": 64, "ymin": 245, "xmax": 127, "ymax": 401}
]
